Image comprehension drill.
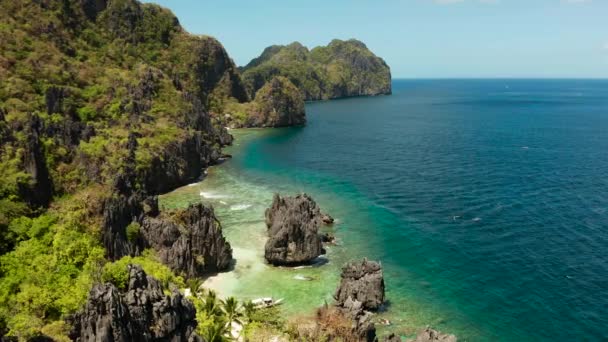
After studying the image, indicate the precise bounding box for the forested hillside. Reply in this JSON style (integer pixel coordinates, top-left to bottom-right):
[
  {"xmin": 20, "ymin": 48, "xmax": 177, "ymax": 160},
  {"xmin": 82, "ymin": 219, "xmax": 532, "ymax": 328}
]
[{"xmin": 0, "ymin": 0, "xmax": 246, "ymax": 338}]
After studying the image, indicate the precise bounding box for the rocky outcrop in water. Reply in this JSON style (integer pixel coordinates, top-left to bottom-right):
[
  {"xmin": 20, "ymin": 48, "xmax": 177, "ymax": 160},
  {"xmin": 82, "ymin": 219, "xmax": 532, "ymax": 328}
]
[
  {"xmin": 294, "ymin": 259, "xmax": 384, "ymax": 341},
  {"xmin": 140, "ymin": 203, "xmax": 233, "ymax": 277},
  {"xmin": 69, "ymin": 264, "xmax": 200, "ymax": 342},
  {"xmin": 335, "ymin": 259, "xmax": 385, "ymax": 311},
  {"xmin": 264, "ymin": 193, "xmax": 324, "ymax": 265},
  {"xmin": 321, "ymin": 212, "xmax": 334, "ymax": 224},
  {"xmin": 409, "ymin": 328, "xmax": 457, "ymax": 342}
]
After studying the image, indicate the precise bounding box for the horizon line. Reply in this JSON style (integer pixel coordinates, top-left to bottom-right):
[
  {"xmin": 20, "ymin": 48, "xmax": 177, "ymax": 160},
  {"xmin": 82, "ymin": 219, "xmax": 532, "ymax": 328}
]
[{"xmin": 391, "ymin": 77, "xmax": 608, "ymax": 80}]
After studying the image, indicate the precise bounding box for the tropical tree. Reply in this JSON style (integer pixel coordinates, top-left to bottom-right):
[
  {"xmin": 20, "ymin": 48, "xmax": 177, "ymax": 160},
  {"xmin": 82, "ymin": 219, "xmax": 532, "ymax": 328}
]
[
  {"xmin": 221, "ymin": 297, "xmax": 243, "ymax": 327},
  {"xmin": 201, "ymin": 290, "xmax": 222, "ymax": 317},
  {"xmin": 241, "ymin": 300, "xmax": 256, "ymax": 323},
  {"xmin": 186, "ymin": 278, "xmax": 204, "ymax": 297},
  {"xmin": 199, "ymin": 317, "xmax": 231, "ymax": 342}
]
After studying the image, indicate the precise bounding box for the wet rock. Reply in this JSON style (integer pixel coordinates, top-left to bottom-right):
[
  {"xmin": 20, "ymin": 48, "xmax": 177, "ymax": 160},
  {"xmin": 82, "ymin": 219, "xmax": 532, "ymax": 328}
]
[
  {"xmin": 69, "ymin": 264, "xmax": 200, "ymax": 342},
  {"xmin": 140, "ymin": 203, "xmax": 233, "ymax": 277},
  {"xmin": 409, "ymin": 328, "xmax": 457, "ymax": 342},
  {"xmin": 320, "ymin": 232, "xmax": 336, "ymax": 245},
  {"xmin": 264, "ymin": 194, "xmax": 324, "ymax": 265},
  {"xmin": 335, "ymin": 259, "xmax": 385, "ymax": 311},
  {"xmin": 321, "ymin": 213, "xmax": 334, "ymax": 224}
]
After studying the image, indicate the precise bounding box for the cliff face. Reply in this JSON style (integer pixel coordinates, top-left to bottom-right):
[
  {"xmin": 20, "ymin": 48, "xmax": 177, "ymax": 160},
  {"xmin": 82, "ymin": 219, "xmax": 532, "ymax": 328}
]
[
  {"xmin": 334, "ymin": 259, "xmax": 386, "ymax": 311},
  {"xmin": 69, "ymin": 264, "xmax": 200, "ymax": 342},
  {"xmin": 264, "ymin": 194, "xmax": 324, "ymax": 265},
  {"xmin": 0, "ymin": 0, "xmax": 244, "ymax": 337},
  {"xmin": 241, "ymin": 39, "xmax": 392, "ymax": 101},
  {"xmin": 245, "ymin": 76, "xmax": 306, "ymax": 127},
  {"xmin": 0, "ymin": 0, "xmax": 247, "ymax": 220},
  {"xmin": 140, "ymin": 203, "xmax": 233, "ymax": 277}
]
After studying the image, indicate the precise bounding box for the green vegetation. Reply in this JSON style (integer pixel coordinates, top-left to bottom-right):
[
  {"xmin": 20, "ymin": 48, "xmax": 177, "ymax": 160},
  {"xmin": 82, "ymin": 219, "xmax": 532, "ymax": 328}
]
[
  {"xmin": 125, "ymin": 221, "xmax": 141, "ymax": 242},
  {"xmin": 241, "ymin": 39, "xmax": 392, "ymax": 101},
  {"xmin": 192, "ymin": 289, "xmax": 285, "ymax": 342},
  {"xmin": 224, "ymin": 76, "xmax": 305, "ymax": 128},
  {"xmin": 0, "ymin": 1, "xmax": 377, "ymax": 340},
  {"xmin": 101, "ymin": 250, "xmax": 184, "ymax": 290},
  {"xmin": 0, "ymin": 0, "xmax": 248, "ymax": 339},
  {"xmin": 0, "ymin": 206, "xmax": 105, "ymax": 340}
]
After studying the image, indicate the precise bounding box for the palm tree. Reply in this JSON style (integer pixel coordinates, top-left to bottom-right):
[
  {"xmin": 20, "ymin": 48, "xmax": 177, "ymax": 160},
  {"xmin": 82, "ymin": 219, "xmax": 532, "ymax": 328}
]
[
  {"xmin": 187, "ymin": 278, "xmax": 204, "ymax": 296},
  {"xmin": 200, "ymin": 318, "xmax": 232, "ymax": 342},
  {"xmin": 221, "ymin": 296, "xmax": 244, "ymax": 339},
  {"xmin": 201, "ymin": 290, "xmax": 223, "ymax": 317},
  {"xmin": 221, "ymin": 297, "xmax": 243, "ymax": 326},
  {"xmin": 241, "ymin": 300, "xmax": 256, "ymax": 323}
]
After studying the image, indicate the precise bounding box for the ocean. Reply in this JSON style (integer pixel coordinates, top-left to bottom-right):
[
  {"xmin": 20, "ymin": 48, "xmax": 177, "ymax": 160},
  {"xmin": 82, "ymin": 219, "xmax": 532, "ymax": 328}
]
[{"xmin": 161, "ymin": 79, "xmax": 608, "ymax": 341}]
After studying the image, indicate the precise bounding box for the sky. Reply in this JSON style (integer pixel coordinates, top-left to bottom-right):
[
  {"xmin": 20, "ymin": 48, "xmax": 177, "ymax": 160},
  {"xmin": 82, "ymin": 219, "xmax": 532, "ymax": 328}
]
[{"xmin": 143, "ymin": 0, "xmax": 608, "ymax": 78}]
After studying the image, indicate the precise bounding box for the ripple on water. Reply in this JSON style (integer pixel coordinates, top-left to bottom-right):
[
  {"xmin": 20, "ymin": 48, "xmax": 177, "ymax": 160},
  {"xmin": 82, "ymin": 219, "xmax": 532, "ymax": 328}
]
[{"xmin": 161, "ymin": 80, "xmax": 608, "ymax": 341}]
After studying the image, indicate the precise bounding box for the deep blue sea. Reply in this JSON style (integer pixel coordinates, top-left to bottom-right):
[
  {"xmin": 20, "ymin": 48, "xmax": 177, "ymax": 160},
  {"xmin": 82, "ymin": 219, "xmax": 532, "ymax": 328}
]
[
  {"xmin": 305, "ymin": 79, "xmax": 608, "ymax": 340},
  {"xmin": 165, "ymin": 79, "xmax": 608, "ymax": 341}
]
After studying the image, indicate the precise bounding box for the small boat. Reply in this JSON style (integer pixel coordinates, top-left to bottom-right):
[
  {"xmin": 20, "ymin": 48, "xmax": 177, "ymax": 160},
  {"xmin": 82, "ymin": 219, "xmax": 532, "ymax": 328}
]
[{"xmin": 252, "ymin": 297, "xmax": 284, "ymax": 309}]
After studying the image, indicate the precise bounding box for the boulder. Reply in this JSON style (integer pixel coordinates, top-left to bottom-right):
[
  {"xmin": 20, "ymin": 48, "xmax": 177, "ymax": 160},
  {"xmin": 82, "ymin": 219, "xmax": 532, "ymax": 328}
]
[
  {"xmin": 409, "ymin": 328, "xmax": 457, "ymax": 342},
  {"xmin": 320, "ymin": 232, "xmax": 337, "ymax": 245},
  {"xmin": 264, "ymin": 193, "xmax": 324, "ymax": 265},
  {"xmin": 69, "ymin": 264, "xmax": 200, "ymax": 342},
  {"xmin": 335, "ymin": 259, "xmax": 385, "ymax": 311},
  {"xmin": 321, "ymin": 213, "xmax": 335, "ymax": 224}
]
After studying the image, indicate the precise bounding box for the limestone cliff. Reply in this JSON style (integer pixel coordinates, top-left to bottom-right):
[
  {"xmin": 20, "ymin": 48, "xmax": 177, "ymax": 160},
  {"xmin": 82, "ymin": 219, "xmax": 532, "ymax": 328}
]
[
  {"xmin": 0, "ymin": 0, "xmax": 244, "ymax": 336},
  {"xmin": 241, "ymin": 39, "xmax": 392, "ymax": 101},
  {"xmin": 69, "ymin": 264, "xmax": 200, "ymax": 342},
  {"xmin": 140, "ymin": 203, "xmax": 233, "ymax": 277},
  {"xmin": 264, "ymin": 194, "xmax": 324, "ymax": 265},
  {"xmin": 334, "ymin": 259, "xmax": 386, "ymax": 311}
]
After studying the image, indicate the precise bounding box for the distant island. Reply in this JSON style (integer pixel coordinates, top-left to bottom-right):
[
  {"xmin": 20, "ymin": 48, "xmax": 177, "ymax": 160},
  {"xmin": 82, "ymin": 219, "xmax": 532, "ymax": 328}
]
[{"xmin": 241, "ymin": 40, "xmax": 392, "ymax": 101}]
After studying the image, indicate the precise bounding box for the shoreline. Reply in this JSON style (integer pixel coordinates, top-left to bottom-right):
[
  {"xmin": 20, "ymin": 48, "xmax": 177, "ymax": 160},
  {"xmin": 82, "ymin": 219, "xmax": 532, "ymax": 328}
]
[{"xmin": 160, "ymin": 129, "xmax": 464, "ymax": 340}]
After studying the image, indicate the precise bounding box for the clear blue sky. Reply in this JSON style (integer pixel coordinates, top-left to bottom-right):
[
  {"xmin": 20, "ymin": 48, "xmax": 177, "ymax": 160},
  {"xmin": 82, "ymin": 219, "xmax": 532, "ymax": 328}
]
[{"xmin": 143, "ymin": 0, "xmax": 607, "ymax": 78}]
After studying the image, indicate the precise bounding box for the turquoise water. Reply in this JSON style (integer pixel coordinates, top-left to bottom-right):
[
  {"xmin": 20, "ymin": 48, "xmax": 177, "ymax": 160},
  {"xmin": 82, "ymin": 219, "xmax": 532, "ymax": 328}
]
[{"xmin": 162, "ymin": 79, "xmax": 608, "ymax": 341}]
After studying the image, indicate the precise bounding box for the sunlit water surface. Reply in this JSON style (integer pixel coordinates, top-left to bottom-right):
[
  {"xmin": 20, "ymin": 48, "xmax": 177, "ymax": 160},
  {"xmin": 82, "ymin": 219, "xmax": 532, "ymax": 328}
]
[{"xmin": 161, "ymin": 80, "xmax": 608, "ymax": 341}]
